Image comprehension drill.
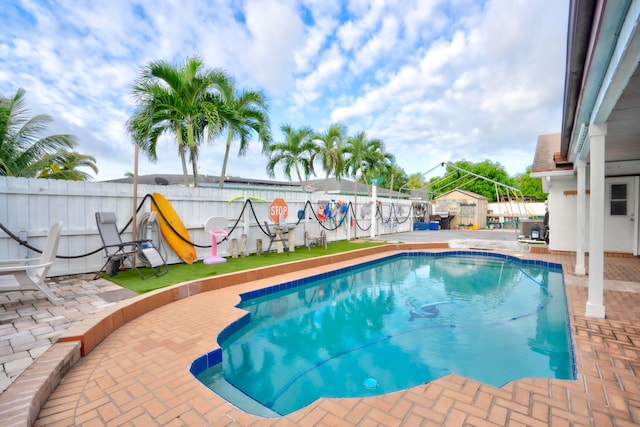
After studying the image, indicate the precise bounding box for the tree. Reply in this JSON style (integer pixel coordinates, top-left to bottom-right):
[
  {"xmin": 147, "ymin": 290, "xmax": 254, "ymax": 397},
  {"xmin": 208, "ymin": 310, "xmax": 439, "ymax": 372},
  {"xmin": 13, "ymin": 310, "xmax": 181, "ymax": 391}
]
[
  {"xmin": 313, "ymin": 122, "xmax": 347, "ymax": 191},
  {"xmin": 0, "ymin": 88, "xmax": 89, "ymax": 179},
  {"xmin": 343, "ymin": 131, "xmax": 388, "ymax": 238},
  {"xmin": 217, "ymin": 80, "xmax": 271, "ymax": 189},
  {"xmin": 406, "ymin": 172, "xmax": 428, "ymax": 190},
  {"xmin": 265, "ymin": 124, "xmax": 316, "ymax": 190},
  {"xmin": 343, "ymin": 131, "xmax": 388, "ymax": 193},
  {"xmin": 127, "ymin": 57, "xmax": 230, "ymax": 187},
  {"xmin": 38, "ymin": 151, "xmax": 98, "ymax": 181},
  {"xmin": 378, "ymin": 162, "xmax": 408, "ymax": 198},
  {"xmin": 429, "ymin": 160, "xmax": 514, "ymax": 201},
  {"xmin": 514, "ymin": 166, "xmax": 547, "ymax": 201}
]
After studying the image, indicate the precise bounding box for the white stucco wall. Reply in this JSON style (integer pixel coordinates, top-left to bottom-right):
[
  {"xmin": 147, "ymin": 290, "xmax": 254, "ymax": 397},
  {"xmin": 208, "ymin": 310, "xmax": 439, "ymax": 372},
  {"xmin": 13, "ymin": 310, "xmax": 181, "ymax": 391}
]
[
  {"xmin": 546, "ymin": 175, "xmax": 589, "ymax": 252},
  {"xmin": 546, "ymin": 159, "xmax": 640, "ymax": 254}
]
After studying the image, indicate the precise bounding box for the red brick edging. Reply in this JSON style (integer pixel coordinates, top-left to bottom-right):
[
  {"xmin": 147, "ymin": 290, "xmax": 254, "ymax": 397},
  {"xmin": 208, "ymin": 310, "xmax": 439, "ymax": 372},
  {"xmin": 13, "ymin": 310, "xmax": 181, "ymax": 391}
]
[{"xmin": 0, "ymin": 341, "xmax": 80, "ymax": 427}]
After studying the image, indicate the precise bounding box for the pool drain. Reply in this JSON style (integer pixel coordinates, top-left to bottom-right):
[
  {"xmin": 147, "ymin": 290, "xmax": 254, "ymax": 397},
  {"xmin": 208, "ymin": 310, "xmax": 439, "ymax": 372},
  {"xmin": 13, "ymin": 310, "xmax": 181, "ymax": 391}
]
[{"xmin": 363, "ymin": 377, "xmax": 378, "ymax": 389}]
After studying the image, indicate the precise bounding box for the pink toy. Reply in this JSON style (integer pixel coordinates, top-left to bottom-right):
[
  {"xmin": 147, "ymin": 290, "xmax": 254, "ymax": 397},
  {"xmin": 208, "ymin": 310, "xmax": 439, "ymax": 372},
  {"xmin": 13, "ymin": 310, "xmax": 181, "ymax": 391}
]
[{"xmin": 204, "ymin": 229, "xmax": 228, "ymax": 264}]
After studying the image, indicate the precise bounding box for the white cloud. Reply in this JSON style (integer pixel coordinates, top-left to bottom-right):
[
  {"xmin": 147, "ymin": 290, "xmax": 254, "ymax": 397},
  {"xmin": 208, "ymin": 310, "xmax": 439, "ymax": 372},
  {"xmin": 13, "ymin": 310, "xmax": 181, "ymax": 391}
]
[
  {"xmin": 349, "ymin": 15, "xmax": 400, "ymax": 74},
  {"xmin": 294, "ymin": 22, "xmax": 333, "ymax": 74},
  {"xmin": 419, "ymin": 31, "xmax": 467, "ymax": 78},
  {"xmin": 242, "ymin": 0, "xmax": 306, "ymax": 95},
  {"xmin": 402, "ymin": 1, "xmax": 443, "ymax": 44},
  {"xmin": 337, "ymin": 0, "xmax": 387, "ymax": 53},
  {"xmin": 294, "ymin": 44, "xmax": 346, "ymax": 105},
  {"xmin": 0, "ymin": 0, "xmax": 569, "ymax": 181}
]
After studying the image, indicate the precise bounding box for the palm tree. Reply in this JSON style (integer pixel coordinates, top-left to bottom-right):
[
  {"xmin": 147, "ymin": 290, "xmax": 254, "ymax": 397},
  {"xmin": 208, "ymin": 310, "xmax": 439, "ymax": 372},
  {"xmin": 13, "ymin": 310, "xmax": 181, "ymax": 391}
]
[
  {"xmin": 217, "ymin": 79, "xmax": 271, "ymax": 189},
  {"xmin": 0, "ymin": 88, "xmax": 79, "ymax": 178},
  {"xmin": 38, "ymin": 151, "xmax": 98, "ymax": 181},
  {"xmin": 343, "ymin": 131, "xmax": 388, "ymax": 238},
  {"xmin": 378, "ymin": 161, "xmax": 405, "ymax": 198},
  {"xmin": 407, "ymin": 172, "xmax": 428, "ymax": 189},
  {"xmin": 265, "ymin": 124, "xmax": 316, "ymax": 190},
  {"xmin": 344, "ymin": 131, "xmax": 387, "ymax": 192},
  {"xmin": 313, "ymin": 122, "xmax": 347, "ymax": 191},
  {"xmin": 127, "ymin": 57, "xmax": 230, "ymax": 187}
]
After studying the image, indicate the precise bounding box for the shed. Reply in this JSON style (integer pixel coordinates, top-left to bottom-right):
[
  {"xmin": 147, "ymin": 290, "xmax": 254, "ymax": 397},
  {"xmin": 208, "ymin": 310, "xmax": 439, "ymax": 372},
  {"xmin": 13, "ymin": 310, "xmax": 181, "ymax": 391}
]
[{"xmin": 433, "ymin": 189, "xmax": 488, "ymax": 229}]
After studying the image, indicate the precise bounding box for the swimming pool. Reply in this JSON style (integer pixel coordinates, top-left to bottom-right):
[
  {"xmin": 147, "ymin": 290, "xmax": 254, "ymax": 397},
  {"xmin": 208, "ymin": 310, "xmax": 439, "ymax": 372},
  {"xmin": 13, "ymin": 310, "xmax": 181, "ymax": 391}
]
[{"xmin": 192, "ymin": 252, "xmax": 575, "ymax": 416}]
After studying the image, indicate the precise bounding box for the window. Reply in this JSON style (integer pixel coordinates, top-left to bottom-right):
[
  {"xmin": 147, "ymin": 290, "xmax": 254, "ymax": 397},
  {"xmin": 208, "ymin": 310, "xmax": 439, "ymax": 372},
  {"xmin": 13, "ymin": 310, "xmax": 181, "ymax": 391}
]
[{"xmin": 610, "ymin": 184, "xmax": 627, "ymax": 216}]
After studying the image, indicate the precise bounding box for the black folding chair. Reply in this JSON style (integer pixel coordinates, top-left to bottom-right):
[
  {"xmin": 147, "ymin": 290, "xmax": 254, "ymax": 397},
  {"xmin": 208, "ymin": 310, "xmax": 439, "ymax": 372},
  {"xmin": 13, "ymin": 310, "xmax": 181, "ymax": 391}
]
[{"xmin": 95, "ymin": 212, "xmax": 168, "ymax": 279}]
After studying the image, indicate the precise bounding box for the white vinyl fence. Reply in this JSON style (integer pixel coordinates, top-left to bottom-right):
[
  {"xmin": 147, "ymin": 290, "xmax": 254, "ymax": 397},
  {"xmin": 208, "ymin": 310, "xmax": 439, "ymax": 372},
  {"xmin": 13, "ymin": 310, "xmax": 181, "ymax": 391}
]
[{"xmin": 0, "ymin": 177, "xmax": 414, "ymax": 276}]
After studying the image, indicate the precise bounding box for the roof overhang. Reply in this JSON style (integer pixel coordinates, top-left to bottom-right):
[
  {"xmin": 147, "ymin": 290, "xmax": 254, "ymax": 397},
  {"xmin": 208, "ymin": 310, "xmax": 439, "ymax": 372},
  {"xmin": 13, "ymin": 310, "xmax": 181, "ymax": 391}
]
[
  {"xmin": 531, "ymin": 169, "xmax": 575, "ymax": 193},
  {"xmin": 562, "ymin": 0, "xmax": 640, "ymax": 163},
  {"xmin": 530, "ymin": 170, "xmax": 575, "ymax": 178},
  {"xmin": 561, "ymin": 0, "xmax": 597, "ymax": 157}
]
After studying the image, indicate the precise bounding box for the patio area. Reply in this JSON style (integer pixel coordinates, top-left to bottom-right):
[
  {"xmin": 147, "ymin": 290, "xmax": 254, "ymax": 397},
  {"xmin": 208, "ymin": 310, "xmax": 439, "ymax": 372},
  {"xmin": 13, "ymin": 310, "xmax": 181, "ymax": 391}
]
[{"xmin": 1, "ymin": 233, "xmax": 639, "ymax": 426}]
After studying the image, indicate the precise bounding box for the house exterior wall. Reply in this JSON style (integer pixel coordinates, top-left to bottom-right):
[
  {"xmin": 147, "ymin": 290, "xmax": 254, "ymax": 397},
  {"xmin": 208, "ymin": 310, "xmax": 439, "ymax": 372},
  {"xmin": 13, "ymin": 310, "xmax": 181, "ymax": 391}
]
[
  {"xmin": 546, "ymin": 176, "xmax": 587, "ymax": 252},
  {"xmin": 545, "ymin": 160, "xmax": 640, "ymax": 254}
]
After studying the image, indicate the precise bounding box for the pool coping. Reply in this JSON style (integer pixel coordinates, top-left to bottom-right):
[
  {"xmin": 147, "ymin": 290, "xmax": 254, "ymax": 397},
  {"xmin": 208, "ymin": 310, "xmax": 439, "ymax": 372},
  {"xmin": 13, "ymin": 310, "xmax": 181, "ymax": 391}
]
[{"xmin": 0, "ymin": 242, "xmax": 449, "ymax": 426}]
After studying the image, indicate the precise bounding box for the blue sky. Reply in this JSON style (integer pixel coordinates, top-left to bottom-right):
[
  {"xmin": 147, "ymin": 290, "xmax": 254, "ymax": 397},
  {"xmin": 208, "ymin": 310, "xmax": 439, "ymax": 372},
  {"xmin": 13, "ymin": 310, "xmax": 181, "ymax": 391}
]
[{"xmin": 0, "ymin": 0, "xmax": 569, "ymax": 182}]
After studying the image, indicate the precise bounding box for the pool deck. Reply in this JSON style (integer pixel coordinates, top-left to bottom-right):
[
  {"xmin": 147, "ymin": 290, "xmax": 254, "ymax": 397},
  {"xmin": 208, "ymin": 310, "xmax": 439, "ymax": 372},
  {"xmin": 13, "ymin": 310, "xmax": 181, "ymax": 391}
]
[{"xmin": 2, "ymin": 231, "xmax": 640, "ymax": 426}]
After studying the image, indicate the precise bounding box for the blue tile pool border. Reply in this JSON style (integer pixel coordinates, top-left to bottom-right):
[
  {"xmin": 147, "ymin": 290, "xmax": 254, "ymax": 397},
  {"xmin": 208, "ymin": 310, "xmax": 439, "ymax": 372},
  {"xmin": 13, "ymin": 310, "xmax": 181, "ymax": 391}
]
[{"xmin": 190, "ymin": 250, "xmax": 569, "ymax": 377}]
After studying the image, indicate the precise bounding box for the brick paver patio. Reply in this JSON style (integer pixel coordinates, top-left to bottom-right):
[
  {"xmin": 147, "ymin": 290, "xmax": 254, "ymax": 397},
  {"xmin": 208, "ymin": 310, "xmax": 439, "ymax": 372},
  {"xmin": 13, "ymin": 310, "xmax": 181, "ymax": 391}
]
[
  {"xmin": 2, "ymin": 243, "xmax": 639, "ymax": 426},
  {"xmin": 0, "ymin": 275, "xmax": 137, "ymax": 394}
]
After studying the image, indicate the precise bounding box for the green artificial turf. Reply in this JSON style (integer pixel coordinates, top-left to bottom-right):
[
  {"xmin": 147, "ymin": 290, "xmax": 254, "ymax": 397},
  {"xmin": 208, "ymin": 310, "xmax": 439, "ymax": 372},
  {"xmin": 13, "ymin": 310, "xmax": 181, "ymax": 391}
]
[{"xmin": 101, "ymin": 240, "xmax": 386, "ymax": 294}]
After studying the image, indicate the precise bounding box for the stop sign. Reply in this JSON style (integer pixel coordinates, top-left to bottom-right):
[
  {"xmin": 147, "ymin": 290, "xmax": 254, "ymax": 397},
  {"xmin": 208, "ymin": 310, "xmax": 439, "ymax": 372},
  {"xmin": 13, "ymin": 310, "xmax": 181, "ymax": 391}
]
[{"xmin": 269, "ymin": 198, "xmax": 289, "ymax": 223}]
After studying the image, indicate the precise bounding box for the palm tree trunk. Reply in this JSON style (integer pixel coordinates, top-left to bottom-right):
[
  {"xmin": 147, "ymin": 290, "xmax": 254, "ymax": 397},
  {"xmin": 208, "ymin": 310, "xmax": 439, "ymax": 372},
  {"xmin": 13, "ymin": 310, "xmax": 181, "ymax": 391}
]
[
  {"xmin": 295, "ymin": 163, "xmax": 305, "ymax": 191},
  {"xmin": 361, "ymin": 171, "xmax": 371, "ymax": 197},
  {"xmin": 219, "ymin": 131, "xmax": 233, "ymax": 189},
  {"xmin": 178, "ymin": 143, "xmax": 189, "ymax": 187},
  {"xmin": 389, "ymin": 173, "xmax": 394, "ymax": 199},
  {"xmin": 191, "ymin": 147, "xmax": 198, "ymax": 187},
  {"xmin": 186, "ymin": 121, "xmax": 198, "ymax": 187}
]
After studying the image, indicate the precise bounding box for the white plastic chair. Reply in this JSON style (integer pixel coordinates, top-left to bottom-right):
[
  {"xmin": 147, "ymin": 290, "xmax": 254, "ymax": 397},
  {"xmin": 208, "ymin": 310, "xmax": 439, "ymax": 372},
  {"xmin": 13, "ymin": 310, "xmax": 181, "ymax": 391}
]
[
  {"xmin": 0, "ymin": 221, "xmax": 64, "ymax": 305},
  {"xmin": 204, "ymin": 217, "xmax": 228, "ymax": 264}
]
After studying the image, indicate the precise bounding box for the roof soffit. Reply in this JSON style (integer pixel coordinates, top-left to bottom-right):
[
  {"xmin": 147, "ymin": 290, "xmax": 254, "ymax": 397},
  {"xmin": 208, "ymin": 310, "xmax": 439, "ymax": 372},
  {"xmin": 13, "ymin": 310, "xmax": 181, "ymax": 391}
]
[{"xmin": 567, "ymin": 1, "xmax": 636, "ymax": 161}]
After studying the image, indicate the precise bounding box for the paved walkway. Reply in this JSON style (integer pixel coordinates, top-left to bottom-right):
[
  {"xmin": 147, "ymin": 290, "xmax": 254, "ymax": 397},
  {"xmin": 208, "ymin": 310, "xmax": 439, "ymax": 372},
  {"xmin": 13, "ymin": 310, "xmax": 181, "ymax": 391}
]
[
  {"xmin": 1, "ymin": 231, "xmax": 639, "ymax": 426},
  {"xmin": 0, "ymin": 275, "xmax": 136, "ymax": 393}
]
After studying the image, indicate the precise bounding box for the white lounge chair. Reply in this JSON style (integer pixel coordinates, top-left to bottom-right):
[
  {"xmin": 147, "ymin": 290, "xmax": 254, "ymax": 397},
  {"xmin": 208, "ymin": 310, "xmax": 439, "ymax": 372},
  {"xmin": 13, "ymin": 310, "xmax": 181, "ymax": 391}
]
[{"xmin": 0, "ymin": 221, "xmax": 64, "ymax": 305}]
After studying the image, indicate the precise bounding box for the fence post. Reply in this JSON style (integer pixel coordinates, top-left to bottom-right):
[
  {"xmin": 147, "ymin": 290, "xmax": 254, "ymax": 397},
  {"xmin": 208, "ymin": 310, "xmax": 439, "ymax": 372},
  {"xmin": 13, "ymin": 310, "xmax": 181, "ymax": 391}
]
[
  {"xmin": 288, "ymin": 226, "xmax": 296, "ymax": 253},
  {"xmin": 231, "ymin": 238, "xmax": 238, "ymax": 258}
]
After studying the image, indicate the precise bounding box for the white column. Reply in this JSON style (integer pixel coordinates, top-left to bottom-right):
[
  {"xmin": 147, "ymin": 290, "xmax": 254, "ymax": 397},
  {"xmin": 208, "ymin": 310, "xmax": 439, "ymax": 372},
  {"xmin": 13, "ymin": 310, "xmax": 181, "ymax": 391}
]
[
  {"xmin": 371, "ymin": 184, "xmax": 377, "ymax": 238},
  {"xmin": 243, "ymin": 191, "xmax": 249, "ymax": 236},
  {"xmin": 347, "ymin": 198, "xmax": 352, "ymax": 241},
  {"xmin": 575, "ymin": 160, "xmax": 587, "ymax": 275},
  {"xmin": 586, "ymin": 123, "xmax": 606, "ymax": 318}
]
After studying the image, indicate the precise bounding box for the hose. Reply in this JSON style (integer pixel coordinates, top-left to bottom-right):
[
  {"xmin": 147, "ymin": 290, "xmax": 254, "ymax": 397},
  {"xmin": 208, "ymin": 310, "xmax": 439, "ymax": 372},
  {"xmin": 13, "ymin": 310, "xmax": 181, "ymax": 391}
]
[{"xmin": 136, "ymin": 212, "xmax": 168, "ymax": 263}]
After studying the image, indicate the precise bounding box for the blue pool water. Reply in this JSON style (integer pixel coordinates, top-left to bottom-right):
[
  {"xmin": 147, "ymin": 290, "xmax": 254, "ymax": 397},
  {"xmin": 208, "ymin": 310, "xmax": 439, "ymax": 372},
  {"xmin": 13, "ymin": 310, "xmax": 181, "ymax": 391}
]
[{"xmin": 193, "ymin": 252, "xmax": 575, "ymax": 416}]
